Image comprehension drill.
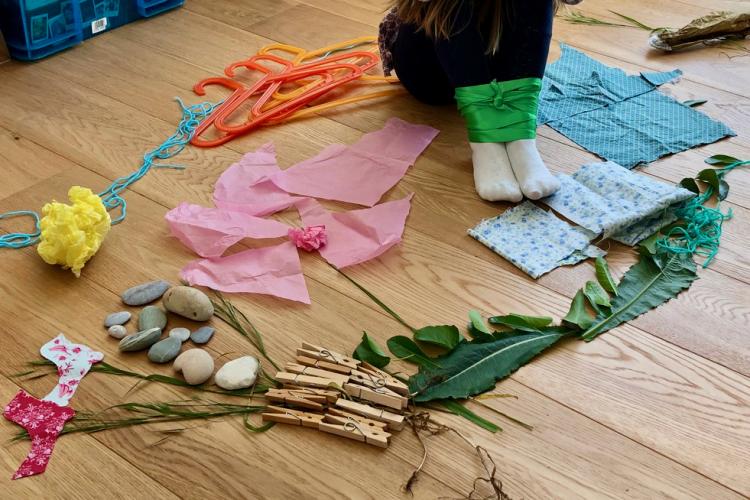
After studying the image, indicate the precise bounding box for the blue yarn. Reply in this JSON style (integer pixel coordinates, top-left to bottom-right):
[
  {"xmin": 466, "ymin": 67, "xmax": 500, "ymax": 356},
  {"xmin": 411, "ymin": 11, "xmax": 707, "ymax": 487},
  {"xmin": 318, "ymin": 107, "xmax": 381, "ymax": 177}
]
[
  {"xmin": 0, "ymin": 210, "xmax": 41, "ymax": 249},
  {"xmin": 0, "ymin": 98, "xmax": 220, "ymax": 249}
]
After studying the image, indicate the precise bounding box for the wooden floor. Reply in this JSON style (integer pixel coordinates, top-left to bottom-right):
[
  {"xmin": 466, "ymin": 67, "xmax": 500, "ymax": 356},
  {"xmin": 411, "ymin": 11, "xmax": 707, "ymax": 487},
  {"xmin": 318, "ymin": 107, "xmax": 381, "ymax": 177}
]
[{"xmin": 1, "ymin": 1, "xmax": 749, "ymax": 498}]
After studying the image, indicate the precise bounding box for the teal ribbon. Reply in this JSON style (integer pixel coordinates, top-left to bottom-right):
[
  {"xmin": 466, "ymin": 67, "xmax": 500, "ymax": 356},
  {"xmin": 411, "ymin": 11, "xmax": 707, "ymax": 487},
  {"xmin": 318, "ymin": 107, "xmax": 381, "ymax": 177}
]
[{"xmin": 455, "ymin": 77, "xmax": 542, "ymax": 143}]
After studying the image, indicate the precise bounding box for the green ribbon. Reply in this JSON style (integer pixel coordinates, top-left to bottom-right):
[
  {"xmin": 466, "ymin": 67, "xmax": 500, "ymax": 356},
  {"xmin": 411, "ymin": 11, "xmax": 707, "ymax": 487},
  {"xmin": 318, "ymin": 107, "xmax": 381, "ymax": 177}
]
[{"xmin": 455, "ymin": 77, "xmax": 542, "ymax": 143}]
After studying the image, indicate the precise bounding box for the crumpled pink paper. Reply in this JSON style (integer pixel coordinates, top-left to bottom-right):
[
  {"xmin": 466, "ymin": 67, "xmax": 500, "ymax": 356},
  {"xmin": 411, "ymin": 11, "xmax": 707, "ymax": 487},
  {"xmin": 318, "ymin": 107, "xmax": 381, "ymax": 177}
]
[
  {"xmin": 166, "ymin": 202, "xmax": 289, "ymax": 258},
  {"xmin": 296, "ymin": 194, "xmax": 413, "ymax": 268},
  {"xmin": 288, "ymin": 225, "xmax": 327, "ymax": 251},
  {"xmin": 269, "ymin": 118, "xmax": 438, "ymax": 206},
  {"xmin": 180, "ymin": 241, "xmax": 311, "ymax": 303},
  {"xmin": 213, "ymin": 143, "xmax": 299, "ymax": 216}
]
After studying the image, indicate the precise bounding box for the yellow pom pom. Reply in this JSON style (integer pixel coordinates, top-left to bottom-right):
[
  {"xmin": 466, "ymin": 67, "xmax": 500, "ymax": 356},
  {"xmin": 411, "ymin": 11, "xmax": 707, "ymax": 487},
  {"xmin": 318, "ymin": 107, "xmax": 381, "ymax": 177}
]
[{"xmin": 37, "ymin": 186, "xmax": 111, "ymax": 277}]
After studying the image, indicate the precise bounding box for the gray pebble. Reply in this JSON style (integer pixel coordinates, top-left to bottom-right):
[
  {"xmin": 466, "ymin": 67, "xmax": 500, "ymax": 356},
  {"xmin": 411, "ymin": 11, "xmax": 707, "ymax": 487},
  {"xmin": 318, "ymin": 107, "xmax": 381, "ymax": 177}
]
[
  {"xmin": 104, "ymin": 311, "xmax": 131, "ymax": 328},
  {"xmin": 121, "ymin": 280, "xmax": 171, "ymax": 306},
  {"xmin": 139, "ymin": 305, "xmax": 167, "ymax": 332},
  {"xmin": 119, "ymin": 327, "xmax": 162, "ymax": 352},
  {"xmin": 147, "ymin": 337, "xmax": 182, "ymax": 363},
  {"xmin": 107, "ymin": 324, "xmax": 128, "ymax": 339},
  {"xmin": 190, "ymin": 326, "xmax": 215, "ymax": 344},
  {"xmin": 169, "ymin": 327, "xmax": 191, "ymax": 342}
]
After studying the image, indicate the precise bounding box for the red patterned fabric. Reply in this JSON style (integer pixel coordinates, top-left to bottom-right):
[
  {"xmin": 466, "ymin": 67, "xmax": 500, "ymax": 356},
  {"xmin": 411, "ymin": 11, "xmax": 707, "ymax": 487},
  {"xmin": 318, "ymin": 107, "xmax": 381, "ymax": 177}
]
[{"xmin": 4, "ymin": 390, "xmax": 75, "ymax": 480}]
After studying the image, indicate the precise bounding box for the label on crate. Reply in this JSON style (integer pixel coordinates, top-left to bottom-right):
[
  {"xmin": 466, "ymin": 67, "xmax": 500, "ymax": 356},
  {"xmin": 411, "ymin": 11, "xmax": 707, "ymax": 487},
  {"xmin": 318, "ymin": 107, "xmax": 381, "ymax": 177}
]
[{"xmin": 91, "ymin": 17, "xmax": 108, "ymax": 34}]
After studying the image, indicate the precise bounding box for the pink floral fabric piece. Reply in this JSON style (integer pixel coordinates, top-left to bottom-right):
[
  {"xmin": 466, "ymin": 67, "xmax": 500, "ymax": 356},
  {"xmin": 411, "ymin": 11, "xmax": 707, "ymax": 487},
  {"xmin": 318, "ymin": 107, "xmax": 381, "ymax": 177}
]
[
  {"xmin": 269, "ymin": 119, "xmax": 438, "ymax": 206},
  {"xmin": 288, "ymin": 225, "xmax": 327, "ymax": 252},
  {"xmin": 4, "ymin": 390, "xmax": 76, "ymax": 480},
  {"xmin": 213, "ymin": 143, "xmax": 299, "ymax": 216},
  {"xmin": 40, "ymin": 334, "xmax": 103, "ymax": 407},
  {"xmin": 180, "ymin": 241, "xmax": 311, "ymax": 303},
  {"xmin": 296, "ymin": 194, "xmax": 413, "ymax": 269},
  {"xmin": 166, "ymin": 202, "xmax": 290, "ymax": 258}
]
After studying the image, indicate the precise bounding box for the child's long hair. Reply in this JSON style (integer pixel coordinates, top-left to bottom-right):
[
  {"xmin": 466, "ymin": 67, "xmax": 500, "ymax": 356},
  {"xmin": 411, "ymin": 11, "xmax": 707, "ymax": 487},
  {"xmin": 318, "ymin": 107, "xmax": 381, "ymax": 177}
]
[{"xmin": 391, "ymin": 0, "xmax": 563, "ymax": 54}]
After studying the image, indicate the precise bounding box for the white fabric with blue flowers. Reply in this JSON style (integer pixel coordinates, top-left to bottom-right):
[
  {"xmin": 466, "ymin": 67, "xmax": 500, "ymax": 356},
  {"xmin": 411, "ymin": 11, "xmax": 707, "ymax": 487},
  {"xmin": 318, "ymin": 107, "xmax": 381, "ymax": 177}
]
[
  {"xmin": 542, "ymin": 161, "xmax": 695, "ymax": 244},
  {"xmin": 469, "ymin": 162, "xmax": 693, "ymax": 278},
  {"xmin": 468, "ymin": 202, "xmax": 605, "ymax": 278}
]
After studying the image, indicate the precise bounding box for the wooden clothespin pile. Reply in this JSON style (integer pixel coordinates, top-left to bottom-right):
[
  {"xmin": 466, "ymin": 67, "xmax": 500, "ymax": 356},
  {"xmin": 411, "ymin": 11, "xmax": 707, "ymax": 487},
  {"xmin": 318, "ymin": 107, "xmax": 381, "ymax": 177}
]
[{"xmin": 263, "ymin": 342, "xmax": 409, "ymax": 448}]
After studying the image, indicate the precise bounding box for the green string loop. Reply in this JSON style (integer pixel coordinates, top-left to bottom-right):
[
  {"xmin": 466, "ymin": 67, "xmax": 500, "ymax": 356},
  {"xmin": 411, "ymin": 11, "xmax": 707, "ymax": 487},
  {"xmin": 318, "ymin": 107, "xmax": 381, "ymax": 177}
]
[{"xmin": 657, "ymin": 160, "xmax": 749, "ymax": 267}]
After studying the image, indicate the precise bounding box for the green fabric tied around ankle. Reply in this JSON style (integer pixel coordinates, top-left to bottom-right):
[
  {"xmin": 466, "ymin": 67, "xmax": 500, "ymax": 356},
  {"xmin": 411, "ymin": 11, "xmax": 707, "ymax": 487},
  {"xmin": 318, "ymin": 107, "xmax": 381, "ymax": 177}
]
[{"xmin": 455, "ymin": 77, "xmax": 542, "ymax": 143}]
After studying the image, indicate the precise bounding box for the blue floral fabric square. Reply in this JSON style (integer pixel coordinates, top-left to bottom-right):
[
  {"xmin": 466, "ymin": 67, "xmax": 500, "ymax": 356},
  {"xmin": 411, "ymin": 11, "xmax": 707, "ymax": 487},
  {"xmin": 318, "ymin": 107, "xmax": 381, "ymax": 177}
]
[
  {"xmin": 541, "ymin": 161, "xmax": 695, "ymax": 245},
  {"xmin": 538, "ymin": 44, "xmax": 735, "ymax": 168},
  {"xmin": 468, "ymin": 201, "xmax": 604, "ymax": 279}
]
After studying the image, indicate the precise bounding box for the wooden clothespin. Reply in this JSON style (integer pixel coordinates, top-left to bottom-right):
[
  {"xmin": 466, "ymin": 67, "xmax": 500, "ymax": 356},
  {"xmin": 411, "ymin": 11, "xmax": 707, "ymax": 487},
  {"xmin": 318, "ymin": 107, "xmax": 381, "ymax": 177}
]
[
  {"xmin": 295, "ymin": 354, "xmax": 352, "ymax": 375},
  {"xmin": 285, "ymin": 363, "xmax": 350, "ymax": 388},
  {"xmin": 281, "ymin": 385, "xmax": 340, "ymax": 403},
  {"xmin": 261, "ymin": 405, "xmax": 324, "ymax": 428},
  {"xmin": 319, "ymin": 415, "xmax": 390, "ymax": 448},
  {"xmin": 265, "ymin": 388, "xmax": 326, "ymax": 411},
  {"xmin": 297, "ymin": 342, "xmax": 360, "ymax": 370},
  {"xmin": 359, "ymin": 362, "xmax": 410, "ymax": 396},
  {"xmin": 335, "ymin": 399, "xmax": 405, "ymax": 431},
  {"xmin": 327, "ymin": 407, "xmax": 388, "ymax": 430},
  {"xmin": 276, "ymin": 372, "xmax": 345, "ymax": 390},
  {"xmin": 343, "ymin": 383, "xmax": 407, "ymax": 411}
]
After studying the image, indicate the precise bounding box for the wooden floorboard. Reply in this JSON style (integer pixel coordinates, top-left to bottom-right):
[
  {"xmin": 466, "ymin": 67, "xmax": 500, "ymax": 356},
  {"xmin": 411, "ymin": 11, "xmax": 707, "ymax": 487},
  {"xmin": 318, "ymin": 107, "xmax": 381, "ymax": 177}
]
[{"xmin": 0, "ymin": 0, "xmax": 748, "ymax": 497}]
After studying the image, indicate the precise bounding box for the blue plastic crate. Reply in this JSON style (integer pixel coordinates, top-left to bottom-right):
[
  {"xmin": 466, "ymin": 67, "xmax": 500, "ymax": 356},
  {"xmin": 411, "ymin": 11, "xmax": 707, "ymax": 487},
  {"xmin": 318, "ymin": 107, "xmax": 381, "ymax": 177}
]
[{"xmin": 0, "ymin": 0, "xmax": 183, "ymax": 60}]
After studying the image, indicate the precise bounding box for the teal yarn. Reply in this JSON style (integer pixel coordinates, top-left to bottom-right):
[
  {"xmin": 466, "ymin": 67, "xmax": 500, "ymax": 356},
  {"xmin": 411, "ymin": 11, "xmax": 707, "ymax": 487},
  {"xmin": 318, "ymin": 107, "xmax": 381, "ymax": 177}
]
[
  {"xmin": 0, "ymin": 211, "xmax": 41, "ymax": 249},
  {"xmin": 657, "ymin": 160, "xmax": 749, "ymax": 267},
  {"xmin": 0, "ymin": 98, "xmax": 220, "ymax": 249}
]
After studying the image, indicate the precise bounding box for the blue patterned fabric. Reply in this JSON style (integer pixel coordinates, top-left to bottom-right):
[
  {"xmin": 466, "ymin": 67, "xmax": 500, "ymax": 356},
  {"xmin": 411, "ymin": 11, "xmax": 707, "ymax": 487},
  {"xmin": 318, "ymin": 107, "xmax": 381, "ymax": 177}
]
[
  {"xmin": 538, "ymin": 44, "xmax": 735, "ymax": 168},
  {"xmin": 468, "ymin": 202, "xmax": 605, "ymax": 279},
  {"xmin": 541, "ymin": 161, "xmax": 695, "ymax": 245}
]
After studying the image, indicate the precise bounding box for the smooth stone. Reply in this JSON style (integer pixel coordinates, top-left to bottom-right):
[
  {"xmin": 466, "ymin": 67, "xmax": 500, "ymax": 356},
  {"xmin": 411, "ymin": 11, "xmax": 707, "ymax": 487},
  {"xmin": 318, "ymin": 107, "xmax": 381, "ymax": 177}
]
[
  {"xmin": 214, "ymin": 356, "xmax": 259, "ymax": 390},
  {"xmin": 107, "ymin": 325, "xmax": 128, "ymax": 339},
  {"xmin": 138, "ymin": 305, "xmax": 167, "ymax": 331},
  {"xmin": 173, "ymin": 349, "xmax": 214, "ymax": 385},
  {"xmin": 104, "ymin": 311, "xmax": 131, "ymax": 327},
  {"xmin": 190, "ymin": 326, "xmax": 215, "ymax": 344},
  {"xmin": 121, "ymin": 280, "xmax": 171, "ymax": 306},
  {"xmin": 148, "ymin": 337, "xmax": 182, "ymax": 363},
  {"xmin": 163, "ymin": 286, "xmax": 213, "ymax": 321},
  {"xmin": 119, "ymin": 327, "xmax": 162, "ymax": 352},
  {"xmin": 169, "ymin": 327, "xmax": 190, "ymax": 342}
]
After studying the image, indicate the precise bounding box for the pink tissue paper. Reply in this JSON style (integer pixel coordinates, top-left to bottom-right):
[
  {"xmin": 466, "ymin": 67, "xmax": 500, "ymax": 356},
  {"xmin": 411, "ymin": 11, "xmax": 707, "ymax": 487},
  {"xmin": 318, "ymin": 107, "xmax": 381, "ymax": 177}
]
[
  {"xmin": 180, "ymin": 241, "xmax": 311, "ymax": 303},
  {"xmin": 297, "ymin": 194, "xmax": 413, "ymax": 268},
  {"xmin": 166, "ymin": 202, "xmax": 289, "ymax": 258},
  {"xmin": 269, "ymin": 118, "xmax": 438, "ymax": 206}
]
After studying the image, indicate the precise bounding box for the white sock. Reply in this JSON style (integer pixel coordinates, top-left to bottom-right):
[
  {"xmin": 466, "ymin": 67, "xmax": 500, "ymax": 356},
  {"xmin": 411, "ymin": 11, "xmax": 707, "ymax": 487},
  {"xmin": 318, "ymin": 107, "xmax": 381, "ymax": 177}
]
[
  {"xmin": 506, "ymin": 139, "xmax": 561, "ymax": 200},
  {"xmin": 470, "ymin": 142, "xmax": 523, "ymax": 202}
]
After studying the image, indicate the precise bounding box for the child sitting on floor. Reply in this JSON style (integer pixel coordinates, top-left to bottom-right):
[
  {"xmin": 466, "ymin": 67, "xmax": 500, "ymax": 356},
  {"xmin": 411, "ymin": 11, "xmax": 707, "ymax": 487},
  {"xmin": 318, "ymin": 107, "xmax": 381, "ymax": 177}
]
[{"xmin": 379, "ymin": 0, "xmax": 580, "ymax": 202}]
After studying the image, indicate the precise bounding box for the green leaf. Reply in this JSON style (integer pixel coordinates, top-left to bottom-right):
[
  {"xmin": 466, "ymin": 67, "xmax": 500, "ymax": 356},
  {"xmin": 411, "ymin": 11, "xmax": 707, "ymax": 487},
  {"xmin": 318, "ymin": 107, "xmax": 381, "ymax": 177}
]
[
  {"xmin": 489, "ymin": 313, "xmax": 553, "ymax": 332},
  {"xmin": 435, "ymin": 400, "xmax": 501, "ymax": 433},
  {"xmin": 582, "ymin": 252, "xmax": 698, "ymax": 341},
  {"xmin": 595, "ymin": 257, "xmax": 618, "ymax": 295},
  {"xmin": 387, "ymin": 336, "xmax": 439, "ymax": 368},
  {"xmin": 352, "ymin": 332, "xmax": 390, "ymax": 368},
  {"xmin": 704, "ymin": 154, "xmax": 740, "ymax": 166},
  {"xmin": 467, "ymin": 310, "xmax": 495, "ymax": 342},
  {"xmin": 697, "ymin": 168, "xmax": 721, "ymax": 193},
  {"xmin": 679, "ymin": 177, "xmax": 700, "ymax": 194},
  {"xmin": 682, "ymin": 99, "xmax": 707, "ymax": 107},
  {"xmin": 719, "ymin": 180, "xmax": 730, "ymax": 201},
  {"xmin": 408, "ymin": 333, "xmax": 564, "ymax": 401},
  {"xmin": 563, "ymin": 290, "xmax": 595, "ymax": 330},
  {"xmin": 468, "ymin": 310, "xmax": 491, "ymax": 334},
  {"xmin": 583, "ymin": 281, "xmax": 611, "ymax": 314},
  {"xmin": 414, "ymin": 325, "xmax": 461, "ymax": 351}
]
